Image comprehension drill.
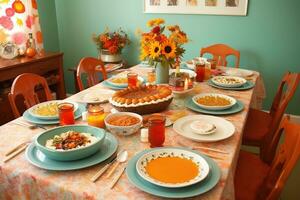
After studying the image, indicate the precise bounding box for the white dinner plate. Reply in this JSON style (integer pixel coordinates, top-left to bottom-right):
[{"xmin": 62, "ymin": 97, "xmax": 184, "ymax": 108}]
[
  {"xmin": 211, "ymin": 76, "xmax": 247, "ymax": 88},
  {"xmin": 224, "ymin": 68, "xmax": 253, "ymax": 77},
  {"xmin": 28, "ymin": 100, "xmax": 79, "ymax": 120},
  {"xmin": 74, "ymin": 89, "xmax": 115, "ymax": 104},
  {"xmin": 136, "ymin": 148, "xmax": 210, "ymax": 188},
  {"xmin": 173, "ymin": 115, "xmax": 235, "ymax": 142}
]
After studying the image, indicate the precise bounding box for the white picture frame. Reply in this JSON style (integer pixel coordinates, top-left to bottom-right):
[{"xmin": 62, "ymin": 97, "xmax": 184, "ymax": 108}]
[{"xmin": 144, "ymin": 0, "xmax": 248, "ymax": 16}]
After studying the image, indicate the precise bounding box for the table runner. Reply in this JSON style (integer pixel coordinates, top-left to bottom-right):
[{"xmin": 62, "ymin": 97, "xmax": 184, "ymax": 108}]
[{"xmin": 0, "ymin": 66, "xmax": 266, "ymax": 200}]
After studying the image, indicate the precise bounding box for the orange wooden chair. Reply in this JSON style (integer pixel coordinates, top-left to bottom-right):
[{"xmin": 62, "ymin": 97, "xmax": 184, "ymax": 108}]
[
  {"xmin": 200, "ymin": 43, "xmax": 240, "ymax": 67},
  {"xmin": 8, "ymin": 73, "xmax": 53, "ymax": 118},
  {"xmin": 242, "ymin": 72, "xmax": 300, "ymax": 164},
  {"xmin": 235, "ymin": 116, "xmax": 300, "ymax": 200},
  {"xmin": 76, "ymin": 57, "xmax": 107, "ymax": 91}
]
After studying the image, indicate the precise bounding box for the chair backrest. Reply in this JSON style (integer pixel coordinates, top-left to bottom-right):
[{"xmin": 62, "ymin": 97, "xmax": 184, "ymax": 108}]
[
  {"xmin": 8, "ymin": 73, "xmax": 52, "ymax": 118},
  {"xmin": 261, "ymin": 72, "xmax": 300, "ymax": 163},
  {"xmin": 76, "ymin": 57, "xmax": 107, "ymax": 91},
  {"xmin": 258, "ymin": 116, "xmax": 300, "ymax": 200},
  {"xmin": 200, "ymin": 43, "xmax": 240, "ymax": 68}
]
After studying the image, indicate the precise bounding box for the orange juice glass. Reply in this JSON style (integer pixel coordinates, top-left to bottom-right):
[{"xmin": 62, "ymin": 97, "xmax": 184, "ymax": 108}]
[{"xmin": 87, "ymin": 104, "xmax": 105, "ymax": 128}]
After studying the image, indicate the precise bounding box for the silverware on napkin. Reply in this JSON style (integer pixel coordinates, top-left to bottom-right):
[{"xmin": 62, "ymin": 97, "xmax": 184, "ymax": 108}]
[{"xmin": 13, "ymin": 120, "xmax": 47, "ymax": 130}]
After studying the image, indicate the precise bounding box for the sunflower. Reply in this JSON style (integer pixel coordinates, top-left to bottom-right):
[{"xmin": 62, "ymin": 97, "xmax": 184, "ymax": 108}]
[
  {"xmin": 140, "ymin": 44, "xmax": 150, "ymax": 61},
  {"xmin": 149, "ymin": 41, "xmax": 161, "ymax": 59},
  {"xmin": 147, "ymin": 18, "xmax": 165, "ymax": 27},
  {"xmin": 161, "ymin": 40, "xmax": 176, "ymax": 59}
]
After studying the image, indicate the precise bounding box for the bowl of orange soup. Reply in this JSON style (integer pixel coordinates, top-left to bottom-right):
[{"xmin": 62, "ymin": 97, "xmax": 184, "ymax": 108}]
[{"xmin": 136, "ymin": 148, "xmax": 210, "ymax": 188}]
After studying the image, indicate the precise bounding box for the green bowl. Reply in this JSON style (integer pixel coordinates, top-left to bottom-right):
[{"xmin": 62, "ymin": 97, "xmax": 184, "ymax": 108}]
[{"xmin": 35, "ymin": 125, "xmax": 106, "ymax": 161}]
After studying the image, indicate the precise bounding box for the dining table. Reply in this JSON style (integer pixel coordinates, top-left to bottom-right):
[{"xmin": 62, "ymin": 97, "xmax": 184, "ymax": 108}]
[{"xmin": 0, "ymin": 64, "xmax": 266, "ymax": 200}]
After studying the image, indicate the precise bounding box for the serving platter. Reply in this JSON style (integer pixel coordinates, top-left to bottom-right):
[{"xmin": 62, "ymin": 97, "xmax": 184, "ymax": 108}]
[
  {"xmin": 126, "ymin": 147, "xmax": 220, "ymax": 199},
  {"xmin": 136, "ymin": 148, "xmax": 209, "ymax": 188},
  {"xmin": 28, "ymin": 100, "xmax": 79, "ymax": 120},
  {"xmin": 25, "ymin": 132, "xmax": 118, "ymax": 171},
  {"xmin": 173, "ymin": 115, "xmax": 235, "ymax": 142}
]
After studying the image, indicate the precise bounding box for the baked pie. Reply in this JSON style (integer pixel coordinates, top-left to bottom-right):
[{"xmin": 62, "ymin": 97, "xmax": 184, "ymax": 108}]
[{"xmin": 109, "ymin": 85, "xmax": 173, "ymax": 114}]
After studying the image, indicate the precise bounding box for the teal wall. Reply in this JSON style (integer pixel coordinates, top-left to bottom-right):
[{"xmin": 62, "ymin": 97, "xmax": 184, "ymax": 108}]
[
  {"xmin": 38, "ymin": 0, "xmax": 300, "ymax": 115},
  {"xmin": 37, "ymin": 0, "xmax": 60, "ymax": 52}
]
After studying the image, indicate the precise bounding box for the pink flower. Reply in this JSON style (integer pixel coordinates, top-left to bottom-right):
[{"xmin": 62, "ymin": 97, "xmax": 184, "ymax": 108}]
[
  {"xmin": 0, "ymin": 16, "xmax": 13, "ymax": 30},
  {"xmin": 12, "ymin": 32, "xmax": 26, "ymax": 45},
  {"xmin": 5, "ymin": 8, "xmax": 15, "ymax": 17}
]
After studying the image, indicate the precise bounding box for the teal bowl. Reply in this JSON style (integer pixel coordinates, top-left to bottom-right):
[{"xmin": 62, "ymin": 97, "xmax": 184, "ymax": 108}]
[{"xmin": 35, "ymin": 125, "xmax": 106, "ymax": 161}]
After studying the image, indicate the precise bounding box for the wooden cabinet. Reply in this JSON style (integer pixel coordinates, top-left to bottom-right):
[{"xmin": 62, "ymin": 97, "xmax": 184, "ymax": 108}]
[{"xmin": 0, "ymin": 52, "xmax": 66, "ymax": 125}]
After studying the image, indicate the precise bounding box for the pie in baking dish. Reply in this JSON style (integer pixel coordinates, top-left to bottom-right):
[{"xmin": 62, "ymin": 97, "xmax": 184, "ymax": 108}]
[{"xmin": 110, "ymin": 85, "xmax": 172, "ymax": 106}]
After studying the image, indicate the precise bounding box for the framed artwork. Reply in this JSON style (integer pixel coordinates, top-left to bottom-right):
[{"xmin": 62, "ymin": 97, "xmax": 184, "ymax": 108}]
[{"xmin": 144, "ymin": 0, "xmax": 248, "ymax": 16}]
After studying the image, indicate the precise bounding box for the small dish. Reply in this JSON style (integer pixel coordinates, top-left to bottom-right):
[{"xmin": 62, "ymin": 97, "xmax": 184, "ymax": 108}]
[
  {"xmin": 211, "ymin": 76, "xmax": 247, "ymax": 88},
  {"xmin": 136, "ymin": 148, "xmax": 210, "ymax": 188},
  {"xmin": 28, "ymin": 100, "xmax": 79, "ymax": 120},
  {"xmin": 75, "ymin": 89, "xmax": 115, "ymax": 104},
  {"xmin": 190, "ymin": 121, "xmax": 216, "ymax": 135},
  {"xmin": 104, "ymin": 112, "xmax": 142, "ymax": 136},
  {"xmin": 192, "ymin": 93, "xmax": 236, "ymax": 111},
  {"xmin": 35, "ymin": 125, "xmax": 106, "ymax": 161}
]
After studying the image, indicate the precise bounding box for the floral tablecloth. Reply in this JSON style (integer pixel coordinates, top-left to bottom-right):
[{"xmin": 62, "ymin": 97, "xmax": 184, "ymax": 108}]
[{"xmin": 0, "ymin": 66, "xmax": 266, "ymax": 200}]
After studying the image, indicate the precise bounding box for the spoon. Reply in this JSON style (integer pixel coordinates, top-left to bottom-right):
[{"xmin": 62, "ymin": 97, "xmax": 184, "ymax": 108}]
[{"xmin": 106, "ymin": 150, "xmax": 128, "ymax": 178}]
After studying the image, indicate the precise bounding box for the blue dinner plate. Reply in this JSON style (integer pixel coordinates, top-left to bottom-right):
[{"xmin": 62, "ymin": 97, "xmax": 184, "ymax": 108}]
[
  {"xmin": 207, "ymin": 79, "xmax": 255, "ymax": 90},
  {"xmin": 126, "ymin": 147, "xmax": 221, "ymax": 199},
  {"xmin": 25, "ymin": 132, "xmax": 118, "ymax": 171},
  {"xmin": 23, "ymin": 104, "xmax": 85, "ymax": 125},
  {"xmin": 101, "ymin": 80, "xmax": 127, "ymax": 90},
  {"xmin": 185, "ymin": 97, "xmax": 244, "ymax": 115}
]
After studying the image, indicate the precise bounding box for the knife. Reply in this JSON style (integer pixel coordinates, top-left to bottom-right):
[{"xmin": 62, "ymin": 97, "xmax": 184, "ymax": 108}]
[{"xmin": 90, "ymin": 154, "xmax": 117, "ymax": 182}]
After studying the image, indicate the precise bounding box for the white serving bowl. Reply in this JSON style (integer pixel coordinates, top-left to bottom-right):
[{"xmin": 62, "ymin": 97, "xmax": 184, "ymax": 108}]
[
  {"xmin": 211, "ymin": 76, "xmax": 247, "ymax": 88},
  {"xmin": 169, "ymin": 68, "xmax": 196, "ymax": 78},
  {"xmin": 104, "ymin": 112, "xmax": 142, "ymax": 136},
  {"xmin": 192, "ymin": 93, "xmax": 236, "ymax": 111}
]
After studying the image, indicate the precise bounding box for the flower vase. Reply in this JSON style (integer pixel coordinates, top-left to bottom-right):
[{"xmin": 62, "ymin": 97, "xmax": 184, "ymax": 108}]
[
  {"xmin": 155, "ymin": 62, "xmax": 170, "ymax": 84},
  {"xmin": 99, "ymin": 49, "xmax": 122, "ymax": 63}
]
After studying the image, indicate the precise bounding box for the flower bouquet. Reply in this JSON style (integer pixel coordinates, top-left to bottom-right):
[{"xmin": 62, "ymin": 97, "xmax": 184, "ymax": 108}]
[
  {"xmin": 93, "ymin": 28, "xmax": 130, "ymax": 62},
  {"xmin": 139, "ymin": 18, "xmax": 189, "ymax": 83}
]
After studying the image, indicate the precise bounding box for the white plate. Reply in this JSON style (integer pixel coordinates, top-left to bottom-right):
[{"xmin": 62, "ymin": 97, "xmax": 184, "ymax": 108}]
[
  {"xmin": 192, "ymin": 93, "xmax": 236, "ymax": 111},
  {"xmin": 211, "ymin": 76, "xmax": 247, "ymax": 88},
  {"xmin": 136, "ymin": 148, "xmax": 210, "ymax": 188},
  {"xmin": 106, "ymin": 75, "xmax": 144, "ymax": 87},
  {"xmin": 75, "ymin": 89, "xmax": 115, "ymax": 104},
  {"xmin": 184, "ymin": 61, "xmax": 195, "ymax": 70},
  {"xmin": 224, "ymin": 68, "xmax": 253, "ymax": 77},
  {"xmin": 173, "ymin": 115, "xmax": 235, "ymax": 142},
  {"xmin": 28, "ymin": 100, "xmax": 79, "ymax": 120},
  {"xmin": 169, "ymin": 69, "xmax": 196, "ymax": 78}
]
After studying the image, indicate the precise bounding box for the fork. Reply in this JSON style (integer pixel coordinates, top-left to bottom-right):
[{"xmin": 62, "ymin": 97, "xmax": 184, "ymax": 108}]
[{"xmin": 13, "ymin": 121, "xmax": 47, "ymax": 130}]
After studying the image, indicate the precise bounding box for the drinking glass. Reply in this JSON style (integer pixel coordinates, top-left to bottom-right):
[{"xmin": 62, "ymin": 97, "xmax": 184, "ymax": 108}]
[
  {"xmin": 87, "ymin": 104, "xmax": 105, "ymax": 128},
  {"xmin": 147, "ymin": 71, "xmax": 156, "ymax": 85},
  {"xmin": 195, "ymin": 64, "xmax": 205, "ymax": 82},
  {"xmin": 58, "ymin": 103, "xmax": 75, "ymax": 125},
  {"xmin": 148, "ymin": 114, "xmax": 166, "ymax": 148},
  {"xmin": 127, "ymin": 72, "xmax": 138, "ymax": 87}
]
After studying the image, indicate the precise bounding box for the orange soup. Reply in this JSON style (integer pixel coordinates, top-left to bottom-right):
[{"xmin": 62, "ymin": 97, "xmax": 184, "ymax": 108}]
[{"xmin": 145, "ymin": 156, "xmax": 199, "ymax": 184}]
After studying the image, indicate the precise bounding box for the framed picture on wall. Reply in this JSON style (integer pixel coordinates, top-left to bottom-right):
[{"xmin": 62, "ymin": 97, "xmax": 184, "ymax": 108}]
[{"xmin": 144, "ymin": 0, "xmax": 248, "ymax": 16}]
